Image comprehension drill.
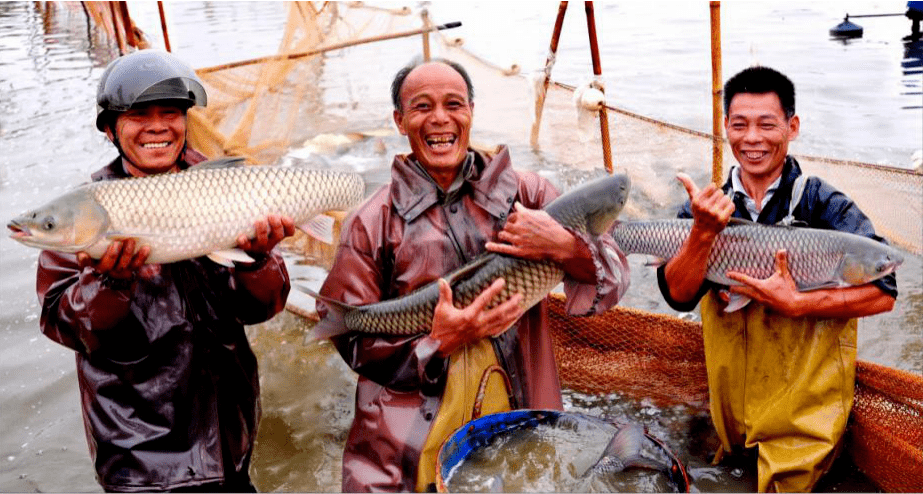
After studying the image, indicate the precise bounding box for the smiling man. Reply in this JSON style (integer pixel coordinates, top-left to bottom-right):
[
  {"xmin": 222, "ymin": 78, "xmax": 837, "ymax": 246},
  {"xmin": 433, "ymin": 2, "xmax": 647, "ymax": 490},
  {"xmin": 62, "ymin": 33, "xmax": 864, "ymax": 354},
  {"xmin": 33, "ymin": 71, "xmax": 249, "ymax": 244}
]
[
  {"xmin": 316, "ymin": 59, "xmax": 630, "ymax": 492},
  {"xmin": 657, "ymin": 66, "xmax": 898, "ymax": 492},
  {"xmin": 36, "ymin": 50, "xmax": 294, "ymax": 493}
]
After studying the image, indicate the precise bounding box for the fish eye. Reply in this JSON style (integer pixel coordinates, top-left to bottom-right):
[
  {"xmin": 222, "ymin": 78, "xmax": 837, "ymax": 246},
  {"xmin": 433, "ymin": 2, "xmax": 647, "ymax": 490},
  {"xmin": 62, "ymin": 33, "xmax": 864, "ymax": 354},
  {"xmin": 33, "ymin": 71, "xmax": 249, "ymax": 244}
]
[{"xmin": 41, "ymin": 216, "xmax": 56, "ymax": 231}]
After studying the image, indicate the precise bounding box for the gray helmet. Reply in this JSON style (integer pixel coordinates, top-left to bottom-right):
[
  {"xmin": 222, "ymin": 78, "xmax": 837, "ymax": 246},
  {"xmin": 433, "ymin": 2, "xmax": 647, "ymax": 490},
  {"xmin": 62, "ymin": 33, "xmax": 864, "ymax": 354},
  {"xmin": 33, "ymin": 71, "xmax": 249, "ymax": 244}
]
[{"xmin": 95, "ymin": 50, "xmax": 207, "ymax": 131}]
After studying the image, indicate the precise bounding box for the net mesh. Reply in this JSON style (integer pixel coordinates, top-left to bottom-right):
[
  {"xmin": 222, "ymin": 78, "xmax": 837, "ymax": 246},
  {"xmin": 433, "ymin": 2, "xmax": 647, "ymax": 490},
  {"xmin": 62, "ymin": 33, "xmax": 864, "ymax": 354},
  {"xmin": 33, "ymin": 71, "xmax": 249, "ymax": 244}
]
[{"xmin": 83, "ymin": 2, "xmax": 922, "ymax": 490}]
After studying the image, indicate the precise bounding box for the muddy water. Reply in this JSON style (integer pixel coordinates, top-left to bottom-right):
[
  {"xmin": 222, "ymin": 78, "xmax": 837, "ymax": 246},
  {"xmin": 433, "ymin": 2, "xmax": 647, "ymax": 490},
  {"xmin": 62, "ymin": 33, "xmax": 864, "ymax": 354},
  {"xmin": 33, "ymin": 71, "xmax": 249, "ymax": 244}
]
[{"xmin": 0, "ymin": 2, "xmax": 920, "ymax": 492}]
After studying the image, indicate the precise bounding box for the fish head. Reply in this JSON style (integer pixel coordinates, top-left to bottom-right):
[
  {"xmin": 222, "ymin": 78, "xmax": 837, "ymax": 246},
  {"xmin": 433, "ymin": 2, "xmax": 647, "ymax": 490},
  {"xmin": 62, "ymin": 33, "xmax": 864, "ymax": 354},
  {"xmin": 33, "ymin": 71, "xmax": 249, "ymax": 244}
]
[
  {"xmin": 585, "ymin": 173, "xmax": 631, "ymax": 236},
  {"xmin": 545, "ymin": 173, "xmax": 630, "ymax": 235},
  {"xmin": 7, "ymin": 188, "xmax": 110, "ymax": 253},
  {"xmin": 838, "ymin": 239, "xmax": 904, "ymax": 285}
]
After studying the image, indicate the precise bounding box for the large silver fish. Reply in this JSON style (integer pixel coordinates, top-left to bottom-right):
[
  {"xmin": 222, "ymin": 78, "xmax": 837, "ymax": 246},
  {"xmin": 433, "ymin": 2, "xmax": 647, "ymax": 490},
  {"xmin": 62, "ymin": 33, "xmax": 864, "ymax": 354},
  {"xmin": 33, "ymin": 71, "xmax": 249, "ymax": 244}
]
[
  {"xmin": 7, "ymin": 158, "xmax": 365, "ymax": 265},
  {"xmin": 302, "ymin": 173, "xmax": 631, "ymax": 338},
  {"xmin": 611, "ymin": 218, "xmax": 903, "ymax": 310}
]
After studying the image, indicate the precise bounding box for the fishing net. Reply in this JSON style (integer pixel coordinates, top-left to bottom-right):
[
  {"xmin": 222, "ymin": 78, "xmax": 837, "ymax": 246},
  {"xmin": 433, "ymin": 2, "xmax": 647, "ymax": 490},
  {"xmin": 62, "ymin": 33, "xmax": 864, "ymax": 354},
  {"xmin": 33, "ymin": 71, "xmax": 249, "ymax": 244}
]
[{"xmin": 81, "ymin": 2, "xmax": 922, "ymax": 491}]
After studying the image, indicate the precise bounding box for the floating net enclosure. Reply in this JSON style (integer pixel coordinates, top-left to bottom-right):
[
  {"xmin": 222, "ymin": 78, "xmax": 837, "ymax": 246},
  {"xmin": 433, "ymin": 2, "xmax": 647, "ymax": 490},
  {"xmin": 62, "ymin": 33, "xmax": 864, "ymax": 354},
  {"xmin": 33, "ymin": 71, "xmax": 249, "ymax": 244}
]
[{"xmin": 81, "ymin": 2, "xmax": 922, "ymax": 491}]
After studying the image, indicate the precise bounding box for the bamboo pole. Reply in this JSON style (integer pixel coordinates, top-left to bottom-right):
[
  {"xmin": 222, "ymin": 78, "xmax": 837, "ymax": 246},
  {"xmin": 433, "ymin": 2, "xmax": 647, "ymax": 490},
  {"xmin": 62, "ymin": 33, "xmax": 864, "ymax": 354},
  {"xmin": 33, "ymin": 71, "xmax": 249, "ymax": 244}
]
[
  {"xmin": 530, "ymin": 1, "xmax": 568, "ymax": 148},
  {"xmin": 421, "ymin": 10, "xmax": 431, "ymax": 61},
  {"xmin": 197, "ymin": 21, "xmax": 461, "ymax": 75},
  {"xmin": 585, "ymin": 2, "xmax": 612, "ymax": 174},
  {"xmin": 710, "ymin": 1, "xmax": 723, "ymax": 185},
  {"xmin": 158, "ymin": 1, "xmax": 172, "ymax": 52}
]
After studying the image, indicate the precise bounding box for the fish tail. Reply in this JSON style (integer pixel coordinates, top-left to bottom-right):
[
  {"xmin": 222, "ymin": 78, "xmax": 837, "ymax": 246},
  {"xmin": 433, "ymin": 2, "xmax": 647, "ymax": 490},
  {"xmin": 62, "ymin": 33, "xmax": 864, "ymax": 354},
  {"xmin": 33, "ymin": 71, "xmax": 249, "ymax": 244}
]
[{"xmin": 293, "ymin": 284, "xmax": 353, "ymax": 339}]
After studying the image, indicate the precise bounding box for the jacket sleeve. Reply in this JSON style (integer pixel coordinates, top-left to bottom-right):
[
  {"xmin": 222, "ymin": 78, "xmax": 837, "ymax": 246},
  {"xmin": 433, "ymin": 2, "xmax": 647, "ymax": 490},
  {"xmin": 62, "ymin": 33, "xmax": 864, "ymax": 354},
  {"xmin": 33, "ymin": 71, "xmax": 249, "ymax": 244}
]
[
  {"xmin": 562, "ymin": 231, "xmax": 631, "ymax": 315},
  {"xmin": 319, "ymin": 219, "xmax": 448, "ymax": 395},
  {"xmin": 231, "ymin": 250, "xmax": 291, "ymax": 325},
  {"xmin": 36, "ymin": 250, "xmax": 134, "ymax": 355}
]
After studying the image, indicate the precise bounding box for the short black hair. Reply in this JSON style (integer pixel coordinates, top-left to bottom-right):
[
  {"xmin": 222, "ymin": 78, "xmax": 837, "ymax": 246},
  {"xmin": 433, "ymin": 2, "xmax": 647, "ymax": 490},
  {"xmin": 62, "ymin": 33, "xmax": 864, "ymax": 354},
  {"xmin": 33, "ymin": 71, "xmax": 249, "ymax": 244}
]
[
  {"xmin": 723, "ymin": 66, "xmax": 796, "ymax": 119},
  {"xmin": 391, "ymin": 58, "xmax": 474, "ymax": 112}
]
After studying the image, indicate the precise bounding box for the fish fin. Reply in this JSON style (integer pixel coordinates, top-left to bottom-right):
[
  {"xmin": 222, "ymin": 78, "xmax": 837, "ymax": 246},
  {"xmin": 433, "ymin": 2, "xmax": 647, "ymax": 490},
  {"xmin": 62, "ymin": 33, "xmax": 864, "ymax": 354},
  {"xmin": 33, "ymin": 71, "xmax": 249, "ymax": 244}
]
[
  {"xmin": 586, "ymin": 424, "xmax": 644, "ymax": 476},
  {"xmin": 603, "ymin": 424, "xmax": 644, "ymax": 460},
  {"xmin": 799, "ymin": 280, "xmax": 848, "ymax": 291},
  {"xmin": 186, "ymin": 157, "xmax": 247, "ymax": 171},
  {"xmin": 643, "ymin": 256, "xmax": 667, "ymax": 267},
  {"xmin": 723, "ymin": 292, "xmax": 752, "ymax": 312},
  {"xmin": 293, "ymin": 284, "xmax": 357, "ymax": 339},
  {"xmin": 207, "ymin": 249, "xmax": 255, "ymax": 267},
  {"xmin": 299, "ymin": 214, "xmax": 336, "ymax": 245}
]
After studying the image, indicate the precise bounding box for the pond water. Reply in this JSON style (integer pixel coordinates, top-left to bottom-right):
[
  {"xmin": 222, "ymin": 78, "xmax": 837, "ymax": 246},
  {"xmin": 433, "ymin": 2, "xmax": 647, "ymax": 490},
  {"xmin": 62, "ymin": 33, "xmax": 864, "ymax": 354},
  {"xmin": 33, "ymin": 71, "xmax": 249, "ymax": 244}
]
[{"xmin": 0, "ymin": 1, "xmax": 920, "ymax": 492}]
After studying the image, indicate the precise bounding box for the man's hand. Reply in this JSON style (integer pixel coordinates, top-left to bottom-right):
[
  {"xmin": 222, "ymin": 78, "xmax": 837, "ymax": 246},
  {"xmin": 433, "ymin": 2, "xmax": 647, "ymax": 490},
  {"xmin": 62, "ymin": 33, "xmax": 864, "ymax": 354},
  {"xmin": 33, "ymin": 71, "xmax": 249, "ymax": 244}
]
[
  {"xmin": 485, "ymin": 202, "xmax": 575, "ymax": 263},
  {"xmin": 726, "ymin": 249, "xmax": 805, "ymax": 317},
  {"xmin": 429, "ymin": 277, "xmax": 525, "ymax": 357},
  {"xmin": 77, "ymin": 238, "xmax": 150, "ymax": 280},
  {"xmin": 677, "ymin": 173, "xmax": 735, "ymax": 237},
  {"xmin": 662, "ymin": 174, "xmax": 736, "ymax": 305},
  {"xmin": 237, "ymin": 214, "xmax": 296, "ymax": 256}
]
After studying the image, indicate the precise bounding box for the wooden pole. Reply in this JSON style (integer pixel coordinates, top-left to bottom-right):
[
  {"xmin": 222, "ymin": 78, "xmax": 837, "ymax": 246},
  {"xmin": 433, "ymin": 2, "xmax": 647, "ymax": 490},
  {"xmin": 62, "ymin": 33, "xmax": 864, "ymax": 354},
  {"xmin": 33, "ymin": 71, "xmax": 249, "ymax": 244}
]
[
  {"xmin": 196, "ymin": 21, "xmax": 461, "ymax": 75},
  {"xmin": 585, "ymin": 1, "xmax": 612, "ymax": 174},
  {"xmin": 710, "ymin": 1, "xmax": 723, "ymax": 185},
  {"xmin": 158, "ymin": 1, "xmax": 172, "ymax": 52},
  {"xmin": 530, "ymin": 1, "xmax": 568, "ymax": 148},
  {"xmin": 108, "ymin": 1, "xmax": 125, "ymax": 54},
  {"xmin": 117, "ymin": 1, "xmax": 135, "ymax": 48},
  {"xmin": 421, "ymin": 10, "xmax": 431, "ymax": 61}
]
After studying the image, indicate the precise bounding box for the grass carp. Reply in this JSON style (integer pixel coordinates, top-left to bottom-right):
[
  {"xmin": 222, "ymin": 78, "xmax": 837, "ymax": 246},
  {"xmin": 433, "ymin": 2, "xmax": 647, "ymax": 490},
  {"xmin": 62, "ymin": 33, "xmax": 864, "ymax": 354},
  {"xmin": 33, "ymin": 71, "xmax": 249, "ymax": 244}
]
[
  {"xmin": 611, "ymin": 218, "xmax": 903, "ymax": 310},
  {"xmin": 7, "ymin": 158, "xmax": 365, "ymax": 265},
  {"xmin": 302, "ymin": 173, "xmax": 631, "ymax": 338}
]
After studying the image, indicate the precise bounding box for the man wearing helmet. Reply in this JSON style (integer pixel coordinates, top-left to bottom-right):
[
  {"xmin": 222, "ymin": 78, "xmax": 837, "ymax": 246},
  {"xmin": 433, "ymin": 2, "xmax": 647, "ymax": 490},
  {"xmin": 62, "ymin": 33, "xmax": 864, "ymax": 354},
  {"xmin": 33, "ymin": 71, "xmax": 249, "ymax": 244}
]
[{"xmin": 35, "ymin": 50, "xmax": 293, "ymax": 492}]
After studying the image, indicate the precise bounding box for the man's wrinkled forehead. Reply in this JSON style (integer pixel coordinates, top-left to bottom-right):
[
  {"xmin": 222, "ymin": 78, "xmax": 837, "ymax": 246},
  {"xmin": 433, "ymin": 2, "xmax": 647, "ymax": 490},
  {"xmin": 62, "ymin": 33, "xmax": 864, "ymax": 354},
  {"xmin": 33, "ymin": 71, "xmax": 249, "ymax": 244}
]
[{"xmin": 400, "ymin": 63, "xmax": 470, "ymax": 104}]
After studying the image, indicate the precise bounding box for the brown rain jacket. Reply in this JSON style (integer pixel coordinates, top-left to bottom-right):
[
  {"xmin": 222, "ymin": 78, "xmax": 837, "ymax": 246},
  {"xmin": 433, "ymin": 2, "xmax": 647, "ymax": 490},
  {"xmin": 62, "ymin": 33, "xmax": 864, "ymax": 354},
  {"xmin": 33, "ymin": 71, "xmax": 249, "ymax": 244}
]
[
  {"xmin": 36, "ymin": 151, "xmax": 290, "ymax": 492},
  {"xmin": 318, "ymin": 146, "xmax": 630, "ymax": 492}
]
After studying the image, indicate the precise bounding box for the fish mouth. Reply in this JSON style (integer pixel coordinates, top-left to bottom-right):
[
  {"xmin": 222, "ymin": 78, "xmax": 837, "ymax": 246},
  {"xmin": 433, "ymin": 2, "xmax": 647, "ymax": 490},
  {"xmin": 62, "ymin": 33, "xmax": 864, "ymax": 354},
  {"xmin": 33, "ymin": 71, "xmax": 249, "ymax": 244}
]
[{"xmin": 6, "ymin": 221, "xmax": 31, "ymax": 240}]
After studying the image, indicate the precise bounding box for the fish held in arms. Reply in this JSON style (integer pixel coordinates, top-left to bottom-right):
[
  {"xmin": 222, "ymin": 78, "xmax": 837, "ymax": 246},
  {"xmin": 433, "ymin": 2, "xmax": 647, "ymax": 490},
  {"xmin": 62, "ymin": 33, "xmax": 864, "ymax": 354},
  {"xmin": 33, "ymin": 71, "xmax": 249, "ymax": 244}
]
[
  {"xmin": 301, "ymin": 172, "xmax": 631, "ymax": 339},
  {"xmin": 610, "ymin": 218, "xmax": 903, "ymax": 311},
  {"xmin": 7, "ymin": 158, "xmax": 365, "ymax": 266}
]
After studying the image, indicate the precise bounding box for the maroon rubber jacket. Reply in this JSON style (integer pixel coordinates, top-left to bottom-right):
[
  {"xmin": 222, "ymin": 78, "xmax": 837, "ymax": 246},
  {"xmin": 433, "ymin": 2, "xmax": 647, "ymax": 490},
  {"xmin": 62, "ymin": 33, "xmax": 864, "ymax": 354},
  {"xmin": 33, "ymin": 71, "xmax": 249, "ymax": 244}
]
[
  {"xmin": 318, "ymin": 146, "xmax": 630, "ymax": 491},
  {"xmin": 36, "ymin": 151, "xmax": 290, "ymax": 492}
]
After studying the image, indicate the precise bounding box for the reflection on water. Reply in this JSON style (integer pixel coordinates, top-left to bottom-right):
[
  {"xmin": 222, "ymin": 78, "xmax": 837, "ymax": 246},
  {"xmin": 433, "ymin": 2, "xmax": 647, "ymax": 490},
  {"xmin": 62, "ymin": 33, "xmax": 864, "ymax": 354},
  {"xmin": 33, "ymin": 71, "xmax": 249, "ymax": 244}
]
[
  {"xmin": 902, "ymin": 39, "xmax": 923, "ymax": 111},
  {"xmin": 0, "ymin": 2, "xmax": 920, "ymax": 492}
]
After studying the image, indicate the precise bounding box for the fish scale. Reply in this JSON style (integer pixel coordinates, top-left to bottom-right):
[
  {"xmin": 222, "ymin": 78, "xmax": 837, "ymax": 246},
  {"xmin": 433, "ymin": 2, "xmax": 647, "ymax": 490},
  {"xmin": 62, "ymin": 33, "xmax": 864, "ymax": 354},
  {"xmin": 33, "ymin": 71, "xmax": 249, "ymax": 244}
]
[
  {"xmin": 8, "ymin": 159, "xmax": 365, "ymax": 265},
  {"xmin": 307, "ymin": 173, "xmax": 631, "ymax": 338},
  {"xmin": 610, "ymin": 218, "xmax": 903, "ymax": 290}
]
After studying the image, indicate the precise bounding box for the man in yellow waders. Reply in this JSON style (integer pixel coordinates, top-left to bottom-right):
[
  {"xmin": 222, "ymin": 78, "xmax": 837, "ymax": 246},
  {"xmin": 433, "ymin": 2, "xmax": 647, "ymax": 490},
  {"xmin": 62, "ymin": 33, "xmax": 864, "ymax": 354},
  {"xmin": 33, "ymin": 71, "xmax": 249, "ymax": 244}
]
[
  {"xmin": 317, "ymin": 59, "xmax": 630, "ymax": 492},
  {"xmin": 656, "ymin": 66, "xmax": 898, "ymax": 492}
]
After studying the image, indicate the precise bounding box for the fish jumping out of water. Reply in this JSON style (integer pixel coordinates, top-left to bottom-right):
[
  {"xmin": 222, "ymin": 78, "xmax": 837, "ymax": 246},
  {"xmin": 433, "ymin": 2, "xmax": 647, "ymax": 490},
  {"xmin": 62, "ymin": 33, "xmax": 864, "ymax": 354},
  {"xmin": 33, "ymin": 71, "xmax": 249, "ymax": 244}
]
[
  {"xmin": 301, "ymin": 173, "xmax": 631, "ymax": 338},
  {"xmin": 611, "ymin": 218, "xmax": 903, "ymax": 311},
  {"xmin": 7, "ymin": 158, "xmax": 365, "ymax": 266}
]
